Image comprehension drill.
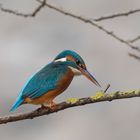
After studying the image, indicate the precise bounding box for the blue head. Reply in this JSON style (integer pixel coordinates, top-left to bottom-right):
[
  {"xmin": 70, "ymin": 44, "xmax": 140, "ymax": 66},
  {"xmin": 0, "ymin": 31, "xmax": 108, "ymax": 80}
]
[{"xmin": 54, "ymin": 50, "xmax": 101, "ymax": 87}]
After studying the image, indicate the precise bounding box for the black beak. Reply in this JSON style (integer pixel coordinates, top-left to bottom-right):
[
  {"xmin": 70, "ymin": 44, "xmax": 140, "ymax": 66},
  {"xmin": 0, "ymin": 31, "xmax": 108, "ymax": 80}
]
[{"xmin": 79, "ymin": 67, "xmax": 101, "ymax": 87}]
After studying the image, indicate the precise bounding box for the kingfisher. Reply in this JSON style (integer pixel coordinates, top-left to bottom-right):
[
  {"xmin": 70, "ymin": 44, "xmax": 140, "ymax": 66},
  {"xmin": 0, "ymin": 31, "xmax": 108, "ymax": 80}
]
[{"xmin": 10, "ymin": 50, "xmax": 101, "ymax": 111}]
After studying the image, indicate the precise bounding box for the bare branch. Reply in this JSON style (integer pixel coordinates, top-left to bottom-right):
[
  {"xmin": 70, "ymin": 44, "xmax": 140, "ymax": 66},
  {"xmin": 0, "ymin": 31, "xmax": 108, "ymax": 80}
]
[
  {"xmin": 103, "ymin": 84, "xmax": 111, "ymax": 93},
  {"xmin": 0, "ymin": 90, "xmax": 139, "ymax": 124},
  {"xmin": 129, "ymin": 36, "xmax": 140, "ymax": 43},
  {"xmin": 129, "ymin": 53, "xmax": 140, "ymax": 60},
  {"xmin": 0, "ymin": 0, "xmax": 140, "ymax": 52},
  {"xmin": 0, "ymin": 0, "xmax": 46, "ymax": 17},
  {"xmin": 37, "ymin": 0, "xmax": 140, "ymax": 52},
  {"xmin": 93, "ymin": 9, "xmax": 140, "ymax": 21}
]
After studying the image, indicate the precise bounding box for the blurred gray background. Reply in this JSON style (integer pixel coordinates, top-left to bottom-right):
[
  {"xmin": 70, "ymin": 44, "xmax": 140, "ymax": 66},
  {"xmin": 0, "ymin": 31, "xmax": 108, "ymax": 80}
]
[{"xmin": 0, "ymin": 0, "xmax": 140, "ymax": 140}]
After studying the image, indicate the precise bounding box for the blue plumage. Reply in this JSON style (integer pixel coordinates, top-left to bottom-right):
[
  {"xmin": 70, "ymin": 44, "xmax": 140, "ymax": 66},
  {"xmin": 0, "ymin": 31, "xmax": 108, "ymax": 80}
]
[
  {"xmin": 10, "ymin": 93, "xmax": 23, "ymax": 112},
  {"xmin": 10, "ymin": 61, "xmax": 77, "ymax": 111},
  {"xmin": 54, "ymin": 50, "xmax": 86, "ymax": 66},
  {"xmin": 10, "ymin": 50, "xmax": 100, "ymax": 111},
  {"xmin": 22, "ymin": 61, "xmax": 77, "ymax": 99},
  {"xmin": 10, "ymin": 74, "xmax": 35, "ymax": 112}
]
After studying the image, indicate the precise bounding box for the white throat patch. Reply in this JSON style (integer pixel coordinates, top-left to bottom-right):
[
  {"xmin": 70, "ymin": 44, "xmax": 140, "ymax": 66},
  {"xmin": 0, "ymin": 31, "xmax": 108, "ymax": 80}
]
[
  {"xmin": 54, "ymin": 57, "xmax": 81, "ymax": 76},
  {"xmin": 68, "ymin": 66, "xmax": 81, "ymax": 76}
]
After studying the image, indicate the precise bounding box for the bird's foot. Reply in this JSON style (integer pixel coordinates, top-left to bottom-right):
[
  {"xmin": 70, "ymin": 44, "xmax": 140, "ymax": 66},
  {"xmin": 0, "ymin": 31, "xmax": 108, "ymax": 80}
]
[
  {"xmin": 41, "ymin": 104, "xmax": 50, "ymax": 109},
  {"xmin": 37, "ymin": 102, "xmax": 57, "ymax": 112},
  {"xmin": 36, "ymin": 105, "xmax": 49, "ymax": 112},
  {"xmin": 48, "ymin": 101, "xmax": 57, "ymax": 110}
]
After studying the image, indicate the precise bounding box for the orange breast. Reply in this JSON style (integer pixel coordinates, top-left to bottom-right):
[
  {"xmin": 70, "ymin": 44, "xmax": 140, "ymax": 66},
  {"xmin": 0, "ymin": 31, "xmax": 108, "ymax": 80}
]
[{"xmin": 24, "ymin": 68, "xmax": 74, "ymax": 105}]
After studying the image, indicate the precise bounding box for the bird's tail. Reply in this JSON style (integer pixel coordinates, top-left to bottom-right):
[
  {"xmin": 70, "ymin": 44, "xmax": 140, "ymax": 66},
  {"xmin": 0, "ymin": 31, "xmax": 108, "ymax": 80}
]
[{"xmin": 9, "ymin": 93, "xmax": 23, "ymax": 112}]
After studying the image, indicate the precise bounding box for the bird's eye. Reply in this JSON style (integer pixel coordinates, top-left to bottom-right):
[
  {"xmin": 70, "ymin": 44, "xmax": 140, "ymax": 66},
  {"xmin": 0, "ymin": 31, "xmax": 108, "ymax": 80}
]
[
  {"xmin": 76, "ymin": 60, "xmax": 83, "ymax": 67},
  {"xmin": 76, "ymin": 60, "xmax": 80, "ymax": 65}
]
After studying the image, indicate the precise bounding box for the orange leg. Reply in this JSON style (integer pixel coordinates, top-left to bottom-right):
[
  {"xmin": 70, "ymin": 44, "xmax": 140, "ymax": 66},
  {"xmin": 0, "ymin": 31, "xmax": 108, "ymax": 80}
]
[
  {"xmin": 36, "ymin": 104, "xmax": 48, "ymax": 112},
  {"xmin": 47, "ymin": 100, "xmax": 56, "ymax": 109},
  {"xmin": 37, "ymin": 100, "xmax": 57, "ymax": 112},
  {"xmin": 39, "ymin": 100, "xmax": 56, "ymax": 110}
]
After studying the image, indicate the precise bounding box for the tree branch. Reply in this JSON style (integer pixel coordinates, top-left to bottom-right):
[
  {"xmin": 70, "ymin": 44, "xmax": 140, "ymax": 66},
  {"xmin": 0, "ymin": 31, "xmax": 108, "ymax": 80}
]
[
  {"xmin": 129, "ymin": 53, "xmax": 140, "ymax": 60},
  {"xmin": 0, "ymin": 1, "xmax": 140, "ymax": 52},
  {"xmin": 93, "ymin": 9, "xmax": 140, "ymax": 21},
  {"xmin": 37, "ymin": 0, "xmax": 140, "ymax": 52},
  {"xmin": 103, "ymin": 84, "xmax": 110, "ymax": 93},
  {"xmin": 129, "ymin": 35, "xmax": 140, "ymax": 43},
  {"xmin": 0, "ymin": 0, "xmax": 46, "ymax": 17},
  {"xmin": 0, "ymin": 90, "xmax": 139, "ymax": 124}
]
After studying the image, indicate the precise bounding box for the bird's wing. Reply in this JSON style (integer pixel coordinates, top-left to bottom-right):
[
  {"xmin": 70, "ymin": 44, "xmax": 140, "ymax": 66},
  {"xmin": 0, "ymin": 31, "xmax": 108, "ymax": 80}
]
[{"xmin": 22, "ymin": 62, "xmax": 68, "ymax": 99}]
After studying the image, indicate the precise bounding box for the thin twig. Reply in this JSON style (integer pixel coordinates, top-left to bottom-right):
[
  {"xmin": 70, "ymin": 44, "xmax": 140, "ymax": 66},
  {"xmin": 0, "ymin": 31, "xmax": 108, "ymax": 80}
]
[
  {"xmin": 37, "ymin": 0, "xmax": 140, "ymax": 52},
  {"xmin": 93, "ymin": 9, "xmax": 140, "ymax": 21},
  {"xmin": 0, "ymin": 0, "xmax": 46, "ymax": 17},
  {"xmin": 0, "ymin": 1, "xmax": 140, "ymax": 52},
  {"xmin": 129, "ymin": 36, "xmax": 140, "ymax": 43},
  {"xmin": 0, "ymin": 90, "xmax": 139, "ymax": 124},
  {"xmin": 104, "ymin": 84, "xmax": 111, "ymax": 93},
  {"xmin": 129, "ymin": 53, "xmax": 140, "ymax": 60}
]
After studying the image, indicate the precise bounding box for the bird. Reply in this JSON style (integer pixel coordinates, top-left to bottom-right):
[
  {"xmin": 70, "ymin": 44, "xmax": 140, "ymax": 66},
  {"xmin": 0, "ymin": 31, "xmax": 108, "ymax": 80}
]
[{"xmin": 10, "ymin": 50, "xmax": 101, "ymax": 111}]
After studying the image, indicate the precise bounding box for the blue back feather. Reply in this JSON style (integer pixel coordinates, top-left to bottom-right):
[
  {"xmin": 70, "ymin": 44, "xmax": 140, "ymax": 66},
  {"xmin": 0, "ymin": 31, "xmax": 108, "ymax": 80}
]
[
  {"xmin": 10, "ymin": 92, "xmax": 23, "ymax": 112},
  {"xmin": 10, "ymin": 61, "xmax": 76, "ymax": 111},
  {"xmin": 10, "ymin": 74, "xmax": 35, "ymax": 112}
]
